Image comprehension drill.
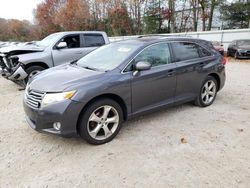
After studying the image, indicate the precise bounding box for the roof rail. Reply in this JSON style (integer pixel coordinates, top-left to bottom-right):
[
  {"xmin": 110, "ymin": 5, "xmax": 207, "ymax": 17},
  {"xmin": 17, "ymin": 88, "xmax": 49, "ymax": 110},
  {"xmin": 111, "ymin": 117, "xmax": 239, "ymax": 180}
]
[{"xmin": 137, "ymin": 34, "xmax": 193, "ymax": 38}]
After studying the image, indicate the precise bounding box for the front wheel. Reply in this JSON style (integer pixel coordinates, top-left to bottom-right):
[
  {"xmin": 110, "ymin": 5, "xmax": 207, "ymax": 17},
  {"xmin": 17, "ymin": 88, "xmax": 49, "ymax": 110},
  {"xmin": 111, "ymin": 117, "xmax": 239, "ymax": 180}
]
[
  {"xmin": 234, "ymin": 51, "xmax": 239, "ymax": 59},
  {"xmin": 24, "ymin": 65, "xmax": 45, "ymax": 83},
  {"xmin": 78, "ymin": 98, "xmax": 123, "ymax": 145},
  {"xmin": 194, "ymin": 76, "xmax": 218, "ymax": 107}
]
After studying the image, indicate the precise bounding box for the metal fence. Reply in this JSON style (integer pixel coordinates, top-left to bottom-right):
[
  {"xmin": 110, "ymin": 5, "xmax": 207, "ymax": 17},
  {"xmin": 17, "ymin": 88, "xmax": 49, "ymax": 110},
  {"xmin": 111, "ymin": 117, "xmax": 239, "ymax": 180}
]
[{"xmin": 109, "ymin": 28, "xmax": 250, "ymax": 51}]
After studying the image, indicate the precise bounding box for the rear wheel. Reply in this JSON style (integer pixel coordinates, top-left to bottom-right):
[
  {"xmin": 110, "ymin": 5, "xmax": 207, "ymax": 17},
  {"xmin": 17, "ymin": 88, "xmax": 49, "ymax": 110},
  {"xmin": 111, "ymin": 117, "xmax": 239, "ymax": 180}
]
[
  {"xmin": 194, "ymin": 76, "xmax": 218, "ymax": 107},
  {"xmin": 24, "ymin": 65, "xmax": 45, "ymax": 83},
  {"xmin": 78, "ymin": 98, "xmax": 123, "ymax": 145}
]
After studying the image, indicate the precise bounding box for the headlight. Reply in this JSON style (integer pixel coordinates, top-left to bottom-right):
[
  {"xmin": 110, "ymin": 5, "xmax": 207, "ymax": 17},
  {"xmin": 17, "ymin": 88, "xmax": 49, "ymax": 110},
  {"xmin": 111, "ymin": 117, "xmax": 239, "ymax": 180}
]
[{"xmin": 41, "ymin": 90, "xmax": 76, "ymax": 107}]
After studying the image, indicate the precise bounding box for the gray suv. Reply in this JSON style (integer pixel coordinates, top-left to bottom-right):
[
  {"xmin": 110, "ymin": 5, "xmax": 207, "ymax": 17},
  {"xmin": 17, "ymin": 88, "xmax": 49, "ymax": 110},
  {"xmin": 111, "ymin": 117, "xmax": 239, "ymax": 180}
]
[
  {"xmin": 23, "ymin": 37, "xmax": 226, "ymax": 145},
  {"xmin": 0, "ymin": 31, "xmax": 109, "ymax": 84}
]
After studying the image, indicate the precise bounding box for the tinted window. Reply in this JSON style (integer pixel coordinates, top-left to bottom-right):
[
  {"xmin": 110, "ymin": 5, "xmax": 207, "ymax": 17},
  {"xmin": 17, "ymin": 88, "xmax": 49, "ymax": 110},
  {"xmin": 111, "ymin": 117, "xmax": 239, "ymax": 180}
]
[
  {"xmin": 198, "ymin": 45, "xmax": 211, "ymax": 57},
  {"xmin": 84, "ymin": 34, "xmax": 105, "ymax": 47},
  {"xmin": 60, "ymin": 35, "xmax": 80, "ymax": 48},
  {"xmin": 172, "ymin": 42, "xmax": 200, "ymax": 62},
  {"xmin": 134, "ymin": 43, "xmax": 171, "ymax": 67}
]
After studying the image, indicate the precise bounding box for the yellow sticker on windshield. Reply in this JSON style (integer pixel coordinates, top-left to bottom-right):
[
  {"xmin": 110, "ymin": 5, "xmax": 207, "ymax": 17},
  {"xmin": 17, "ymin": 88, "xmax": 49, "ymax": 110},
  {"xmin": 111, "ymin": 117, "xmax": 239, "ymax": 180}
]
[{"xmin": 118, "ymin": 47, "xmax": 131, "ymax": 52}]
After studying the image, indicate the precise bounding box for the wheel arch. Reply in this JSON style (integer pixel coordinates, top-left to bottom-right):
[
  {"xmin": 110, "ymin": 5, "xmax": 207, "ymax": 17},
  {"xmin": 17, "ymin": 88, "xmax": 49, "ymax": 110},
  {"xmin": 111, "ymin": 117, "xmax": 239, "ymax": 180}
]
[
  {"xmin": 208, "ymin": 73, "xmax": 220, "ymax": 91},
  {"xmin": 24, "ymin": 62, "xmax": 49, "ymax": 70},
  {"xmin": 76, "ymin": 93, "xmax": 128, "ymax": 134}
]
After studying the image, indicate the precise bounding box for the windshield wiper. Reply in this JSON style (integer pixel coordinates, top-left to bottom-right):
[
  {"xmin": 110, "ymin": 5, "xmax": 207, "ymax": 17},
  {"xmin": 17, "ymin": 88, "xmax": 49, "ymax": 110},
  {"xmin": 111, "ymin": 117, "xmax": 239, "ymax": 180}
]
[
  {"xmin": 82, "ymin": 66, "xmax": 100, "ymax": 71},
  {"xmin": 70, "ymin": 60, "xmax": 78, "ymax": 65}
]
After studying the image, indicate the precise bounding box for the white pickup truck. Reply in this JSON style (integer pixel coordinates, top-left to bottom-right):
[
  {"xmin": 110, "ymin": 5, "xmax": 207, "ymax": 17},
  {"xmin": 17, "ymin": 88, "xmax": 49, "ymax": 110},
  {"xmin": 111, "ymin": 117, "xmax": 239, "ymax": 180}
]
[{"xmin": 0, "ymin": 31, "xmax": 109, "ymax": 84}]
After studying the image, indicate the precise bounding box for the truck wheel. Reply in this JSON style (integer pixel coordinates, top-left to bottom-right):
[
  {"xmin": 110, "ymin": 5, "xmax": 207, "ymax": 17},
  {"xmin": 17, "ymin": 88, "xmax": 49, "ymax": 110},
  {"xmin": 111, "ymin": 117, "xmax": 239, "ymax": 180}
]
[
  {"xmin": 25, "ymin": 66, "xmax": 45, "ymax": 83},
  {"xmin": 234, "ymin": 52, "xmax": 239, "ymax": 59}
]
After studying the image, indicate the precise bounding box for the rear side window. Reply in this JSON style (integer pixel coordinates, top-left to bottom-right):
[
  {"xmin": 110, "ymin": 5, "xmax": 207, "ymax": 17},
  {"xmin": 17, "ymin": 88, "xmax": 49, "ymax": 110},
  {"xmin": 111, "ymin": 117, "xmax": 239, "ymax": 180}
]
[
  {"xmin": 198, "ymin": 45, "xmax": 211, "ymax": 57},
  {"xmin": 84, "ymin": 34, "xmax": 105, "ymax": 47},
  {"xmin": 171, "ymin": 42, "xmax": 200, "ymax": 62}
]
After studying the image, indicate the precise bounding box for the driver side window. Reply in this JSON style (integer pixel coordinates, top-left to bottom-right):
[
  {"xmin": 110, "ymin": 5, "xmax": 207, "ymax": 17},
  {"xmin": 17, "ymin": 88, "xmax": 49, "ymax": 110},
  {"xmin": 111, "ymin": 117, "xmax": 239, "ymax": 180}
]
[
  {"xmin": 59, "ymin": 35, "xmax": 80, "ymax": 48},
  {"xmin": 135, "ymin": 43, "xmax": 171, "ymax": 67}
]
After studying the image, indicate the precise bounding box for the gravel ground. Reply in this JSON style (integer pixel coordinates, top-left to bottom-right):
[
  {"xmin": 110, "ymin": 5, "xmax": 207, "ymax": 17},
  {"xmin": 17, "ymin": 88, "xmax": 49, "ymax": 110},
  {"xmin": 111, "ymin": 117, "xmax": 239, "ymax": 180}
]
[{"xmin": 0, "ymin": 59, "xmax": 250, "ymax": 187}]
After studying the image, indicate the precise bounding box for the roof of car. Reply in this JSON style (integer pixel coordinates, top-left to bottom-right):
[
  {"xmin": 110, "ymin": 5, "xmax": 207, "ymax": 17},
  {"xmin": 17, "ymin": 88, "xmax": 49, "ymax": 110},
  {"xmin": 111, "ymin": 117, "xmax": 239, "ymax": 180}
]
[
  {"xmin": 53, "ymin": 31, "xmax": 107, "ymax": 35},
  {"xmin": 116, "ymin": 36, "xmax": 211, "ymax": 46}
]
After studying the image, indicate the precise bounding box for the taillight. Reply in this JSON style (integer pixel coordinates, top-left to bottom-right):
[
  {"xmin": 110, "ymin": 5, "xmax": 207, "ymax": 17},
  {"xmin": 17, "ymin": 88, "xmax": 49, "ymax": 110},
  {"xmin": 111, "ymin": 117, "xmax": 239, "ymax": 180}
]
[{"xmin": 221, "ymin": 57, "xmax": 227, "ymax": 65}]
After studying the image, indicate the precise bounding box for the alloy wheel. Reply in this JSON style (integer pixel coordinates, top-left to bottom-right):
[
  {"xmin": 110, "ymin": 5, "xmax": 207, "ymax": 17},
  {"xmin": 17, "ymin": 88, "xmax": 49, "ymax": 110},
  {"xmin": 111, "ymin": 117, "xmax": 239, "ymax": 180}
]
[
  {"xmin": 201, "ymin": 80, "xmax": 217, "ymax": 105},
  {"xmin": 87, "ymin": 105, "xmax": 119, "ymax": 140}
]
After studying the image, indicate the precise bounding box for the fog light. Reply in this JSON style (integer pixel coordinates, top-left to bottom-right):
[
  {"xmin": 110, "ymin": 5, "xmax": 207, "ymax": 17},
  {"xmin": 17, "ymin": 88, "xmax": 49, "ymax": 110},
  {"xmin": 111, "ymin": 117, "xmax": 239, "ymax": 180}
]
[{"xmin": 53, "ymin": 122, "xmax": 61, "ymax": 131}]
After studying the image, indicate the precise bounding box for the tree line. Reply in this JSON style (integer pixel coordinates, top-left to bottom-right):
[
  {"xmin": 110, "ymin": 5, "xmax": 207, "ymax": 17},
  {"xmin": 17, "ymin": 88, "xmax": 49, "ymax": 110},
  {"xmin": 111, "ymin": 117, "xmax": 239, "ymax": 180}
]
[{"xmin": 0, "ymin": 0, "xmax": 249, "ymax": 41}]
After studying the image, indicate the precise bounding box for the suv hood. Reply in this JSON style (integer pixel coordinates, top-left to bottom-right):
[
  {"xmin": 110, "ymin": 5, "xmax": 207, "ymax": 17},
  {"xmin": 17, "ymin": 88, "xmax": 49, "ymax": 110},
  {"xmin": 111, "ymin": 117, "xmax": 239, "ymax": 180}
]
[
  {"xmin": 0, "ymin": 44, "xmax": 45, "ymax": 56},
  {"xmin": 238, "ymin": 45, "xmax": 250, "ymax": 50},
  {"xmin": 29, "ymin": 64, "xmax": 104, "ymax": 92}
]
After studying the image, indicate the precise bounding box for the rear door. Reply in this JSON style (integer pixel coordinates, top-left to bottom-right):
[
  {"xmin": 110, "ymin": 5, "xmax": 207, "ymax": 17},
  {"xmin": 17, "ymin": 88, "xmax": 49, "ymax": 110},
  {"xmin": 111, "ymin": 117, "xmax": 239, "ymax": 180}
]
[
  {"xmin": 129, "ymin": 42, "xmax": 177, "ymax": 114},
  {"xmin": 171, "ymin": 41, "xmax": 214, "ymax": 103},
  {"xmin": 52, "ymin": 34, "xmax": 84, "ymax": 66}
]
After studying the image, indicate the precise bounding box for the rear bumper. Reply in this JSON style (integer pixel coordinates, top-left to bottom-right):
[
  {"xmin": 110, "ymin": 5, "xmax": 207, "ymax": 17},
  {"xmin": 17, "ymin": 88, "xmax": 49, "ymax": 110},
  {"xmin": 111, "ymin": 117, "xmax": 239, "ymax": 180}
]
[
  {"xmin": 23, "ymin": 98, "xmax": 85, "ymax": 137},
  {"xmin": 219, "ymin": 65, "xmax": 226, "ymax": 91}
]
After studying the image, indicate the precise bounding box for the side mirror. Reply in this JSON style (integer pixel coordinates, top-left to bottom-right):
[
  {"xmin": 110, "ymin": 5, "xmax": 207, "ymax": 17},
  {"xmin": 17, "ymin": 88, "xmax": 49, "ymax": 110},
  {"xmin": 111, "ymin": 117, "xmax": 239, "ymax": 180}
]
[
  {"xmin": 56, "ymin": 42, "xmax": 67, "ymax": 49},
  {"xmin": 135, "ymin": 61, "xmax": 151, "ymax": 71},
  {"xmin": 133, "ymin": 61, "xmax": 151, "ymax": 76}
]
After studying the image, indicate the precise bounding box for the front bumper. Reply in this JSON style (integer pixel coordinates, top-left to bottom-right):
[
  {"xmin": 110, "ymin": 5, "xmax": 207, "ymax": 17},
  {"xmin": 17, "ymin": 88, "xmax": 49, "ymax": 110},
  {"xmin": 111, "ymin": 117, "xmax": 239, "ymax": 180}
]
[
  {"xmin": 237, "ymin": 55, "xmax": 250, "ymax": 59},
  {"xmin": 1, "ymin": 63, "xmax": 28, "ymax": 81},
  {"xmin": 237, "ymin": 51, "xmax": 250, "ymax": 59},
  {"xmin": 23, "ymin": 98, "xmax": 85, "ymax": 137}
]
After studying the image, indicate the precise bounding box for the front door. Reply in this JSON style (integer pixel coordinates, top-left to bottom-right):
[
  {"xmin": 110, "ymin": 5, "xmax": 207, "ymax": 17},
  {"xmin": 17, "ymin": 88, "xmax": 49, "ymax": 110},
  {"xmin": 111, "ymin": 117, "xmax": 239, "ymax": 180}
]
[
  {"xmin": 130, "ymin": 43, "xmax": 176, "ymax": 114},
  {"xmin": 52, "ymin": 34, "xmax": 85, "ymax": 66}
]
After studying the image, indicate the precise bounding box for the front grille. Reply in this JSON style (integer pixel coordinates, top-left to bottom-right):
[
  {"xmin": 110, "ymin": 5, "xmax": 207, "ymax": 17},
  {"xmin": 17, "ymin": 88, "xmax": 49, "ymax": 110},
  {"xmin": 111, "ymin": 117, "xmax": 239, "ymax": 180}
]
[{"xmin": 25, "ymin": 89, "xmax": 45, "ymax": 109}]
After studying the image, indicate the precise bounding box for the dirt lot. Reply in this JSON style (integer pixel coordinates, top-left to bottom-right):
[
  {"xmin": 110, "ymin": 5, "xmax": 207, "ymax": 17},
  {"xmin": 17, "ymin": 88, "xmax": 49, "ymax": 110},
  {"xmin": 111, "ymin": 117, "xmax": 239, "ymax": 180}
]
[{"xmin": 0, "ymin": 59, "xmax": 250, "ymax": 187}]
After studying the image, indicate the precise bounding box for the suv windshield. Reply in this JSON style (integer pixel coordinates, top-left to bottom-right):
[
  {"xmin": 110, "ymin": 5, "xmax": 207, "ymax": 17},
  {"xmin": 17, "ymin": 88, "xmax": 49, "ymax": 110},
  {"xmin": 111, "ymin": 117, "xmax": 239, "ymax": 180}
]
[
  {"xmin": 77, "ymin": 42, "xmax": 141, "ymax": 71},
  {"xmin": 36, "ymin": 33, "xmax": 62, "ymax": 47}
]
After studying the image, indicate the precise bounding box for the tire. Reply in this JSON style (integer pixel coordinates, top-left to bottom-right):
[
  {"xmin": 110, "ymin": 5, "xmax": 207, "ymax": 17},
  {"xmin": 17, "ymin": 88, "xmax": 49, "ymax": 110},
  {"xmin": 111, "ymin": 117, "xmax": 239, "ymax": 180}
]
[
  {"xmin": 24, "ymin": 65, "xmax": 45, "ymax": 83},
  {"xmin": 78, "ymin": 98, "xmax": 123, "ymax": 145},
  {"xmin": 234, "ymin": 51, "xmax": 239, "ymax": 59},
  {"xmin": 194, "ymin": 76, "xmax": 218, "ymax": 107}
]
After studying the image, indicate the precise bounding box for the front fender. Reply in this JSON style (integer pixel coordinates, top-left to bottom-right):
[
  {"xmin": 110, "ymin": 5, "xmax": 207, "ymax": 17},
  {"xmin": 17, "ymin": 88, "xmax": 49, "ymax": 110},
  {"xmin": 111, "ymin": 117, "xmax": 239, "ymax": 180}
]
[{"xmin": 17, "ymin": 52, "xmax": 53, "ymax": 68}]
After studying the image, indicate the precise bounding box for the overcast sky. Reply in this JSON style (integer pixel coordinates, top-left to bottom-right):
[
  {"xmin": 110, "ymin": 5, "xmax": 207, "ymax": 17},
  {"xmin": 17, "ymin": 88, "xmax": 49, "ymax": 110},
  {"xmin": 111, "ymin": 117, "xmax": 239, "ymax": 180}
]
[{"xmin": 0, "ymin": 0, "xmax": 43, "ymax": 21}]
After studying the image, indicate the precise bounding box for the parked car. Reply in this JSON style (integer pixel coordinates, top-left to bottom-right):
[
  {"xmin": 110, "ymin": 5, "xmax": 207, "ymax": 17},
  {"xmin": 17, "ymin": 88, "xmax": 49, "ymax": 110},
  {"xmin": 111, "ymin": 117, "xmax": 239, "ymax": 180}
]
[
  {"xmin": 23, "ymin": 37, "xmax": 226, "ymax": 145},
  {"xmin": 212, "ymin": 41, "xmax": 224, "ymax": 55},
  {"xmin": 227, "ymin": 39, "xmax": 250, "ymax": 59},
  {"xmin": 0, "ymin": 31, "xmax": 109, "ymax": 85}
]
